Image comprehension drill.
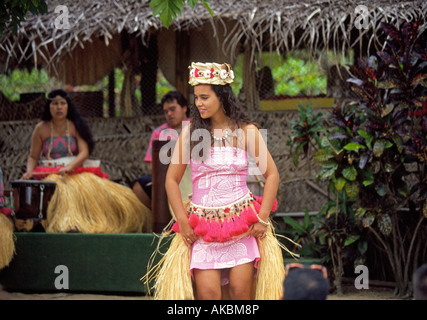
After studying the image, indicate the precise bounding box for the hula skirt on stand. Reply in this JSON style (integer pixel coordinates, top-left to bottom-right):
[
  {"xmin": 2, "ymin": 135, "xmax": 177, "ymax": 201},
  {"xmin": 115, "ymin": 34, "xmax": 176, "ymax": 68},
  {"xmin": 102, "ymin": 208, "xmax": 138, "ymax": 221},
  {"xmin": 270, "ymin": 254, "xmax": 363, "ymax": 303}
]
[{"xmin": 33, "ymin": 167, "xmax": 151, "ymax": 233}]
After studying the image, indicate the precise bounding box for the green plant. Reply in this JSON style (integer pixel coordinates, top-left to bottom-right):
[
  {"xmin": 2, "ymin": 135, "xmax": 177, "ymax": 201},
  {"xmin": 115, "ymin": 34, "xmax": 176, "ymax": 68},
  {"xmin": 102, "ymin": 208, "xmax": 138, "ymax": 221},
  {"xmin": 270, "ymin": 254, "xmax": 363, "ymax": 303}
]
[
  {"xmin": 287, "ymin": 101, "xmax": 325, "ymax": 170},
  {"xmin": 287, "ymin": 20, "xmax": 426, "ymax": 297},
  {"xmin": 0, "ymin": 68, "xmax": 54, "ymax": 100},
  {"xmin": 1, "ymin": 0, "xmax": 47, "ymax": 34},
  {"xmin": 150, "ymin": 0, "xmax": 213, "ymax": 28},
  {"xmin": 231, "ymin": 51, "xmax": 328, "ymax": 99},
  {"xmin": 287, "ymin": 99, "xmax": 365, "ymax": 295},
  {"xmin": 273, "ymin": 54, "xmax": 327, "ymax": 96},
  {"xmin": 312, "ymin": 101, "xmax": 367, "ymax": 295},
  {"xmin": 281, "ymin": 208, "xmax": 323, "ymax": 258},
  {"xmin": 347, "ymin": 21, "xmax": 427, "ymax": 296}
]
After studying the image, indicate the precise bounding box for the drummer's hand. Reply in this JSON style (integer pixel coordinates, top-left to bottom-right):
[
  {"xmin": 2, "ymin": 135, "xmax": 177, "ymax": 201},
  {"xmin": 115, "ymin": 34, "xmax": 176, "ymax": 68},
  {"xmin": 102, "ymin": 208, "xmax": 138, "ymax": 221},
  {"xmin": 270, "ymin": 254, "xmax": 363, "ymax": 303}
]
[
  {"xmin": 58, "ymin": 165, "xmax": 72, "ymax": 175},
  {"xmin": 21, "ymin": 172, "xmax": 33, "ymax": 180}
]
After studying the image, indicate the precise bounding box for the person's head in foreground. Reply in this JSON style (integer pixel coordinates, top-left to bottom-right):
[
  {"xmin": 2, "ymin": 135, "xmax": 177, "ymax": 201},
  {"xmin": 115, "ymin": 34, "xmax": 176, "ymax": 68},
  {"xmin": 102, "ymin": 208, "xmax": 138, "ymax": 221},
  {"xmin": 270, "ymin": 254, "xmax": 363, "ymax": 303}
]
[
  {"xmin": 282, "ymin": 263, "xmax": 329, "ymax": 300},
  {"xmin": 414, "ymin": 263, "xmax": 427, "ymax": 300}
]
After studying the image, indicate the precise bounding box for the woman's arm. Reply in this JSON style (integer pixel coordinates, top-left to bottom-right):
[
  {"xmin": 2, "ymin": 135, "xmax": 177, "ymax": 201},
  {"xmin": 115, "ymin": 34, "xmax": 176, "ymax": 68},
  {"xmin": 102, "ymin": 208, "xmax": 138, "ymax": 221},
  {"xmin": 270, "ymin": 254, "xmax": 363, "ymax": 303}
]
[
  {"xmin": 22, "ymin": 123, "xmax": 44, "ymax": 179},
  {"xmin": 165, "ymin": 125, "xmax": 196, "ymax": 247},
  {"xmin": 58, "ymin": 123, "xmax": 89, "ymax": 175},
  {"xmin": 245, "ymin": 124, "xmax": 280, "ymax": 235}
]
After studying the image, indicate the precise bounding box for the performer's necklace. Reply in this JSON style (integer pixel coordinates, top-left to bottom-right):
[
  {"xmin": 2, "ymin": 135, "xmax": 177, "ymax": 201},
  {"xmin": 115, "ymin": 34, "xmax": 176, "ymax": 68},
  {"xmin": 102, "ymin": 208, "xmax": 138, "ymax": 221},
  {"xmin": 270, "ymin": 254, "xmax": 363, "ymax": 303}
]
[{"xmin": 212, "ymin": 128, "xmax": 230, "ymax": 147}]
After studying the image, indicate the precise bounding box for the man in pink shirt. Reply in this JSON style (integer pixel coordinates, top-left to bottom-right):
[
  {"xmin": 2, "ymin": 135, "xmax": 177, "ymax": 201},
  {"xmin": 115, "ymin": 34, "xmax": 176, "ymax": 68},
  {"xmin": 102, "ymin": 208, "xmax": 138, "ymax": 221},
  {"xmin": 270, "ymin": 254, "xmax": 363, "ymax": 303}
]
[{"xmin": 133, "ymin": 91, "xmax": 189, "ymax": 210}]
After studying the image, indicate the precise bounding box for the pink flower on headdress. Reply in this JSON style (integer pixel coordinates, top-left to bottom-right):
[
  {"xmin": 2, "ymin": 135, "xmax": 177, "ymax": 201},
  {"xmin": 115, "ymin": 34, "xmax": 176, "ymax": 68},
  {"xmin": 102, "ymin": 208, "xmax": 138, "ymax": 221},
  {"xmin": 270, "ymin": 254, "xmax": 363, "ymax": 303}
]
[
  {"xmin": 210, "ymin": 68, "xmax": 215, "ymax": 78},
  {"xmin": 195, "ymin": 68, "xmax": 199, "ymax": 77}
]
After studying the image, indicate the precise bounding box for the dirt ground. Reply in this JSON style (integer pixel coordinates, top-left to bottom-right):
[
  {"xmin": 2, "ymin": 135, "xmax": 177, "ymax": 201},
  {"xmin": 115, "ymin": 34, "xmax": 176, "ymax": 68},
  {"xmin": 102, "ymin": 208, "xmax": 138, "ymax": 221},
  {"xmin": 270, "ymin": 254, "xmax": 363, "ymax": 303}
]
[
  {"xmin": 327, "ymin": 284, "xmax": 403, "ymax": 300},
  {"xmin": 1, "ymin": 284, "xmax": 404, "ymax": 300}
]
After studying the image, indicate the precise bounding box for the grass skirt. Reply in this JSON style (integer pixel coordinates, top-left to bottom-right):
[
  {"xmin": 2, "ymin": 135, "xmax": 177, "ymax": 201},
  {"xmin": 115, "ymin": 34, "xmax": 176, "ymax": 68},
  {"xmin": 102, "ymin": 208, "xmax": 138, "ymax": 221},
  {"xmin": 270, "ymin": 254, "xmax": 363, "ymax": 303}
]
[
  {"xmin": 0, "ymin": 214, "xmax": 15, "ymax": 270},
  {"xmin": 43, "ymin": 172, "xmax": 150, "ymax": 233},
  {"xmin": 142, "ymin": 220, "xmax": 298, "ymax": 300}
]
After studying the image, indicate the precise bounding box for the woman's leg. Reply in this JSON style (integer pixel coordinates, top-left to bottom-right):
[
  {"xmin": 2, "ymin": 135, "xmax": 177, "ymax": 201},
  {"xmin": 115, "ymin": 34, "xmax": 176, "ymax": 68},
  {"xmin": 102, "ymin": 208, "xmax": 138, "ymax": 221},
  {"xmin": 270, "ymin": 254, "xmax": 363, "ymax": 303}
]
[
  {"xmin": 228, "ymin": 262, "xmax": 255, "ymax": 300},
  {"xmin": 193, "ymin": 269, "xmax": 222, "ymax": 300}
]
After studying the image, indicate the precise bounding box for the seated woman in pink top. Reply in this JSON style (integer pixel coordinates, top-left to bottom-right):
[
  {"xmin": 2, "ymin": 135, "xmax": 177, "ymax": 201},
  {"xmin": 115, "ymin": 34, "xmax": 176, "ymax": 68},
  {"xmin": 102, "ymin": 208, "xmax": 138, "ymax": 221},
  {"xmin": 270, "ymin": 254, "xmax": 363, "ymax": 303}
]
[
  {"xmin": 146, "ymin": 63, "xmax": 294, "ymax": 300},
  {"xmin": 22, "ymin": 89, "xmax": 95, "ymax": 179},
  {"xmin": 20, "ymin": 89, "xmax": 148, "ymax": 233}
]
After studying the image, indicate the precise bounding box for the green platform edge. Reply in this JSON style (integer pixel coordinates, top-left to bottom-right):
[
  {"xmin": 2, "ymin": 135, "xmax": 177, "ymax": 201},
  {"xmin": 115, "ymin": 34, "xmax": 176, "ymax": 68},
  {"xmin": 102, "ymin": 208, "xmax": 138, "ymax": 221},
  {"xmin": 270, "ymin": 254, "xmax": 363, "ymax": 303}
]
[
  {"xmin": 0, "ymin": 233, "xmax": 163, "ymax": 294},
  {"xmin": 0, "ymin": 232, "xmax": 320, "ymax": 294}
]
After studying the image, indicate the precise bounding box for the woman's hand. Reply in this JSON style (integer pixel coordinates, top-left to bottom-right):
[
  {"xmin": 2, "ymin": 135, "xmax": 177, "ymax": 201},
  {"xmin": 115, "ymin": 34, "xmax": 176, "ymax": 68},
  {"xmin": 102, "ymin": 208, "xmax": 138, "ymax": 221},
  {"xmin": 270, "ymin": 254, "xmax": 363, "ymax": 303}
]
[
  {"xmin": 179, "ymin": 219, "xmax": 198, "ymax": 248},
  {"xmin": 58, "ymin": 165, "xmax": 73, "ymax": 175},
  {"xmin": 21, "ymin": 171, "xmax": 33, "ymax": 180},
  {"xmin": 250, "ymin": 222, "xmax": 268, "ymax": 239}
]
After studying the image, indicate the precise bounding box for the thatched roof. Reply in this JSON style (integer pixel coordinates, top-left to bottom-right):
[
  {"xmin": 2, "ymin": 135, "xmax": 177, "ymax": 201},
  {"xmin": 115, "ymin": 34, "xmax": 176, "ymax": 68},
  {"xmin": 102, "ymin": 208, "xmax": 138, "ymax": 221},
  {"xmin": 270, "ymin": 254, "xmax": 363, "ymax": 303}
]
[{"xmin": 1, "ymin": 0, "xmax": 426, "ymax": 85}]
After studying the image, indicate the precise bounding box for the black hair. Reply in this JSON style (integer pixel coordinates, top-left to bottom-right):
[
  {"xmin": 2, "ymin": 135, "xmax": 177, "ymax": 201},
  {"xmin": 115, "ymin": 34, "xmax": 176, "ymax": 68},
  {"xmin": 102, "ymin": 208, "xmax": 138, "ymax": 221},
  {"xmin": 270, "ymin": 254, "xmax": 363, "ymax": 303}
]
[
  {"xmin": 283, "ymin": 268, "xmax": 329, "ymax": 300},
  {"xmin": 161, "ymin": 91, "xmax": 189, "ymax": 117},
  {"xmin": 42, "ymin": 89, "xmax": 95, "ymax": 155},
  {"xmin": 189, "ymin": 84, "xmax": 255, "ymax": 157}
]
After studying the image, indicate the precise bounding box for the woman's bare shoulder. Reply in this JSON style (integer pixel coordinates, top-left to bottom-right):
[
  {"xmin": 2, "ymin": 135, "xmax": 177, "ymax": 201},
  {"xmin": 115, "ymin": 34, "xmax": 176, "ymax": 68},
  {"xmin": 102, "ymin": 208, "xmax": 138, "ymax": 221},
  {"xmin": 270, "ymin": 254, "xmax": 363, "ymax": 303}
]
[
  {"xmin": 240, "ymin": 123, "xmax": 259, "ymax": 134},
  {"xmin": 33, "ymin": 121, "xmax": 47, "ymax": 134}
]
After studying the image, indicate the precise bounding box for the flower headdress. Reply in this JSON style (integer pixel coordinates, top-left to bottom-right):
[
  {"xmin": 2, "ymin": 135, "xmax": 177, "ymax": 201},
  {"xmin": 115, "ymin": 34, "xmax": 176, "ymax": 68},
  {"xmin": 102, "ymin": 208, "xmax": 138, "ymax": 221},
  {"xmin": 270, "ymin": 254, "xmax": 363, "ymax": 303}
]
[{"xmin": 188, "ymin": 62, "xmax": 234, "ymax": 86}]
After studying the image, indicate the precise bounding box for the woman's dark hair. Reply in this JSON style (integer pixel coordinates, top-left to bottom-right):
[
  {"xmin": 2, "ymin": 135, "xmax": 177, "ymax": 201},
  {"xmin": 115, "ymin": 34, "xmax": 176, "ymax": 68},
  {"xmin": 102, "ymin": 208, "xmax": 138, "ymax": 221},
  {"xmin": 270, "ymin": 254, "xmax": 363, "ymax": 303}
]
[
  {"xmin": 42, "ymin": 89, "xmax": 95, "ymax": 154},
  {"xmin": 189, "ymin": 84, "xmax": 255, "ymax": 157}
]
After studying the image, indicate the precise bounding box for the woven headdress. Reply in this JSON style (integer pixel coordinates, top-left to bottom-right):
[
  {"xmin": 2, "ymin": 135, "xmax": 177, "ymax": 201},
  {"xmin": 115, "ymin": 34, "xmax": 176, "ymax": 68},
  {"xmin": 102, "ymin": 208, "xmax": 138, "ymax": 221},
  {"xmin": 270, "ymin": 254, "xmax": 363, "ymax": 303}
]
[{"xmin": 188, "ymin": 62, "xmax": 234, "ymax": 86}]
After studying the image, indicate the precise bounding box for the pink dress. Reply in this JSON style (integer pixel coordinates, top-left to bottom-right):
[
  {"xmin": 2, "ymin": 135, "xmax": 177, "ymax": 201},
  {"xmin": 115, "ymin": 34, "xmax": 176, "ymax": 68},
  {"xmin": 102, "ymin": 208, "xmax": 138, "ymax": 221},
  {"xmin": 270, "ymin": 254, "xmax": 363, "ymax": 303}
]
[{"xmin": 189, "ymin": 146, "xmax": 260, "ymax": 285}]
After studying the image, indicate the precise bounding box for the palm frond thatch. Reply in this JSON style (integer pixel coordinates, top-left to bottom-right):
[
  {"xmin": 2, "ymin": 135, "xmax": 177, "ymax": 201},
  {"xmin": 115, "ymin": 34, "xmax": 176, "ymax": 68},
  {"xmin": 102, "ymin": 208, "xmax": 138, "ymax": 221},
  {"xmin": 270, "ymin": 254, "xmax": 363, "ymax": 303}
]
[{"xmin": 1, "ymin": 0, "xmax": 425, "ymax": 81}]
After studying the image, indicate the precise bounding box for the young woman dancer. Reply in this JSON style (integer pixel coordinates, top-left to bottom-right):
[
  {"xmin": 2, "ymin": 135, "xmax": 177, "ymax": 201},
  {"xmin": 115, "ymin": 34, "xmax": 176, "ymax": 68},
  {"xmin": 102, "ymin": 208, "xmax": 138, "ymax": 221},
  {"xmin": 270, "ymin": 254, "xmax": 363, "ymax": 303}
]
[{"xmin": 147, "ymin": 62, "xmax": 294, "ymax": 300}]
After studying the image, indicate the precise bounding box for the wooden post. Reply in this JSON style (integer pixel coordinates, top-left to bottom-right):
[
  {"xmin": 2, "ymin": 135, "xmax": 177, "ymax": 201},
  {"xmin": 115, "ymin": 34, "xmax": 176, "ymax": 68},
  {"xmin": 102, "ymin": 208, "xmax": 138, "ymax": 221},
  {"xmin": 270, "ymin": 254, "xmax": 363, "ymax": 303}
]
[
  {"xmin": 175, "ymin": 31, "xmax": 190, "ymax": 102},
  {"xmin": 108, "ymin": 70, "xmax": 115, "ymax": 117},
  {"xmin": 242, "ymin": 43, "xmax": 260, "ymax": 111},
  {"xmin": 151, "ymin": 139, "xmax": 174, "ymax": 233},
  {"xmin": 139, "ymin": 33, "xmax": 158, "ymax": 114}
]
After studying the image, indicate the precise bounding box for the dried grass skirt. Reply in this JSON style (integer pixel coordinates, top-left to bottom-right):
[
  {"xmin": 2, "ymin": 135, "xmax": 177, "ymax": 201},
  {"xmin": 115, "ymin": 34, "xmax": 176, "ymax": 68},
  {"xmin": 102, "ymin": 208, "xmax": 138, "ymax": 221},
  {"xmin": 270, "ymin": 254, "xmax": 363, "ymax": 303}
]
[
  {"xmin": 143, "ymin": 226, "xmax": 293, "ymax": 300},
  {"xmin": 43, "ymin": 172, "xmax": 150, "ymax": 233},
  {"xmin": 0, "ymin": 213, "xmax": 15, "ymax": 270}
]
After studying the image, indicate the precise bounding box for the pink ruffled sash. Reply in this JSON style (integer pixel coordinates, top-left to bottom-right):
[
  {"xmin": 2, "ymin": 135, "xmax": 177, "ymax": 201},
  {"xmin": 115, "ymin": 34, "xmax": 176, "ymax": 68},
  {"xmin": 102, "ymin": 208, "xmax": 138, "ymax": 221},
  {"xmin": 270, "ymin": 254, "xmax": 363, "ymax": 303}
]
[
  {"xmin": 32, "ymin": 166, "xmax": 109, "ymax": 179},
  {"xmin": 172, "ymin": 192, "xmax": 277, "ymax": 242}
]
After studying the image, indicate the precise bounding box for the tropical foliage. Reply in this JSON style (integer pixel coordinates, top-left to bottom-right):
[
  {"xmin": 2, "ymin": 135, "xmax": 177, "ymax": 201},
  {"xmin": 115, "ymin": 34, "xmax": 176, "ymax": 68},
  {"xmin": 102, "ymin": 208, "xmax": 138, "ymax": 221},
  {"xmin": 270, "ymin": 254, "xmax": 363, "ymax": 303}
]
[
  {"xmin": 149, "ymin": 0, "xmax": 213, "ymax": 28},
  {"xmin": 347, "ymin": 20, "xmax": 427, "ymax": 296},
  {"xmin": 288, "ymin": 20, "xmax": 427, "ymax": 297},
  {"xmin": 0, "ymin": 69, "xmax": 54, "ymax": 100},
  {"xmin": 231, "ymin": 51, "xmax": 328, "ymax": 98},
  {"xmin": 287, "ymin": 101, "xmax": 324, "ymax": 166},
  {"xmin": 0, "ymin": 0, "xmax": 47, "ymax": 34}
]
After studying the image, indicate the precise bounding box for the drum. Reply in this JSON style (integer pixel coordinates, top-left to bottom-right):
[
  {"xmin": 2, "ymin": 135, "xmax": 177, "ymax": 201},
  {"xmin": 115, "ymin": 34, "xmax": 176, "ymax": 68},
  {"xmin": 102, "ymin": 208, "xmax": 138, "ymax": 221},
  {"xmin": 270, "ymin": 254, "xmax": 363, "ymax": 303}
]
[{"xmin": 10, "ymin": 180, "xmax": 56, "ymax": 232}]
